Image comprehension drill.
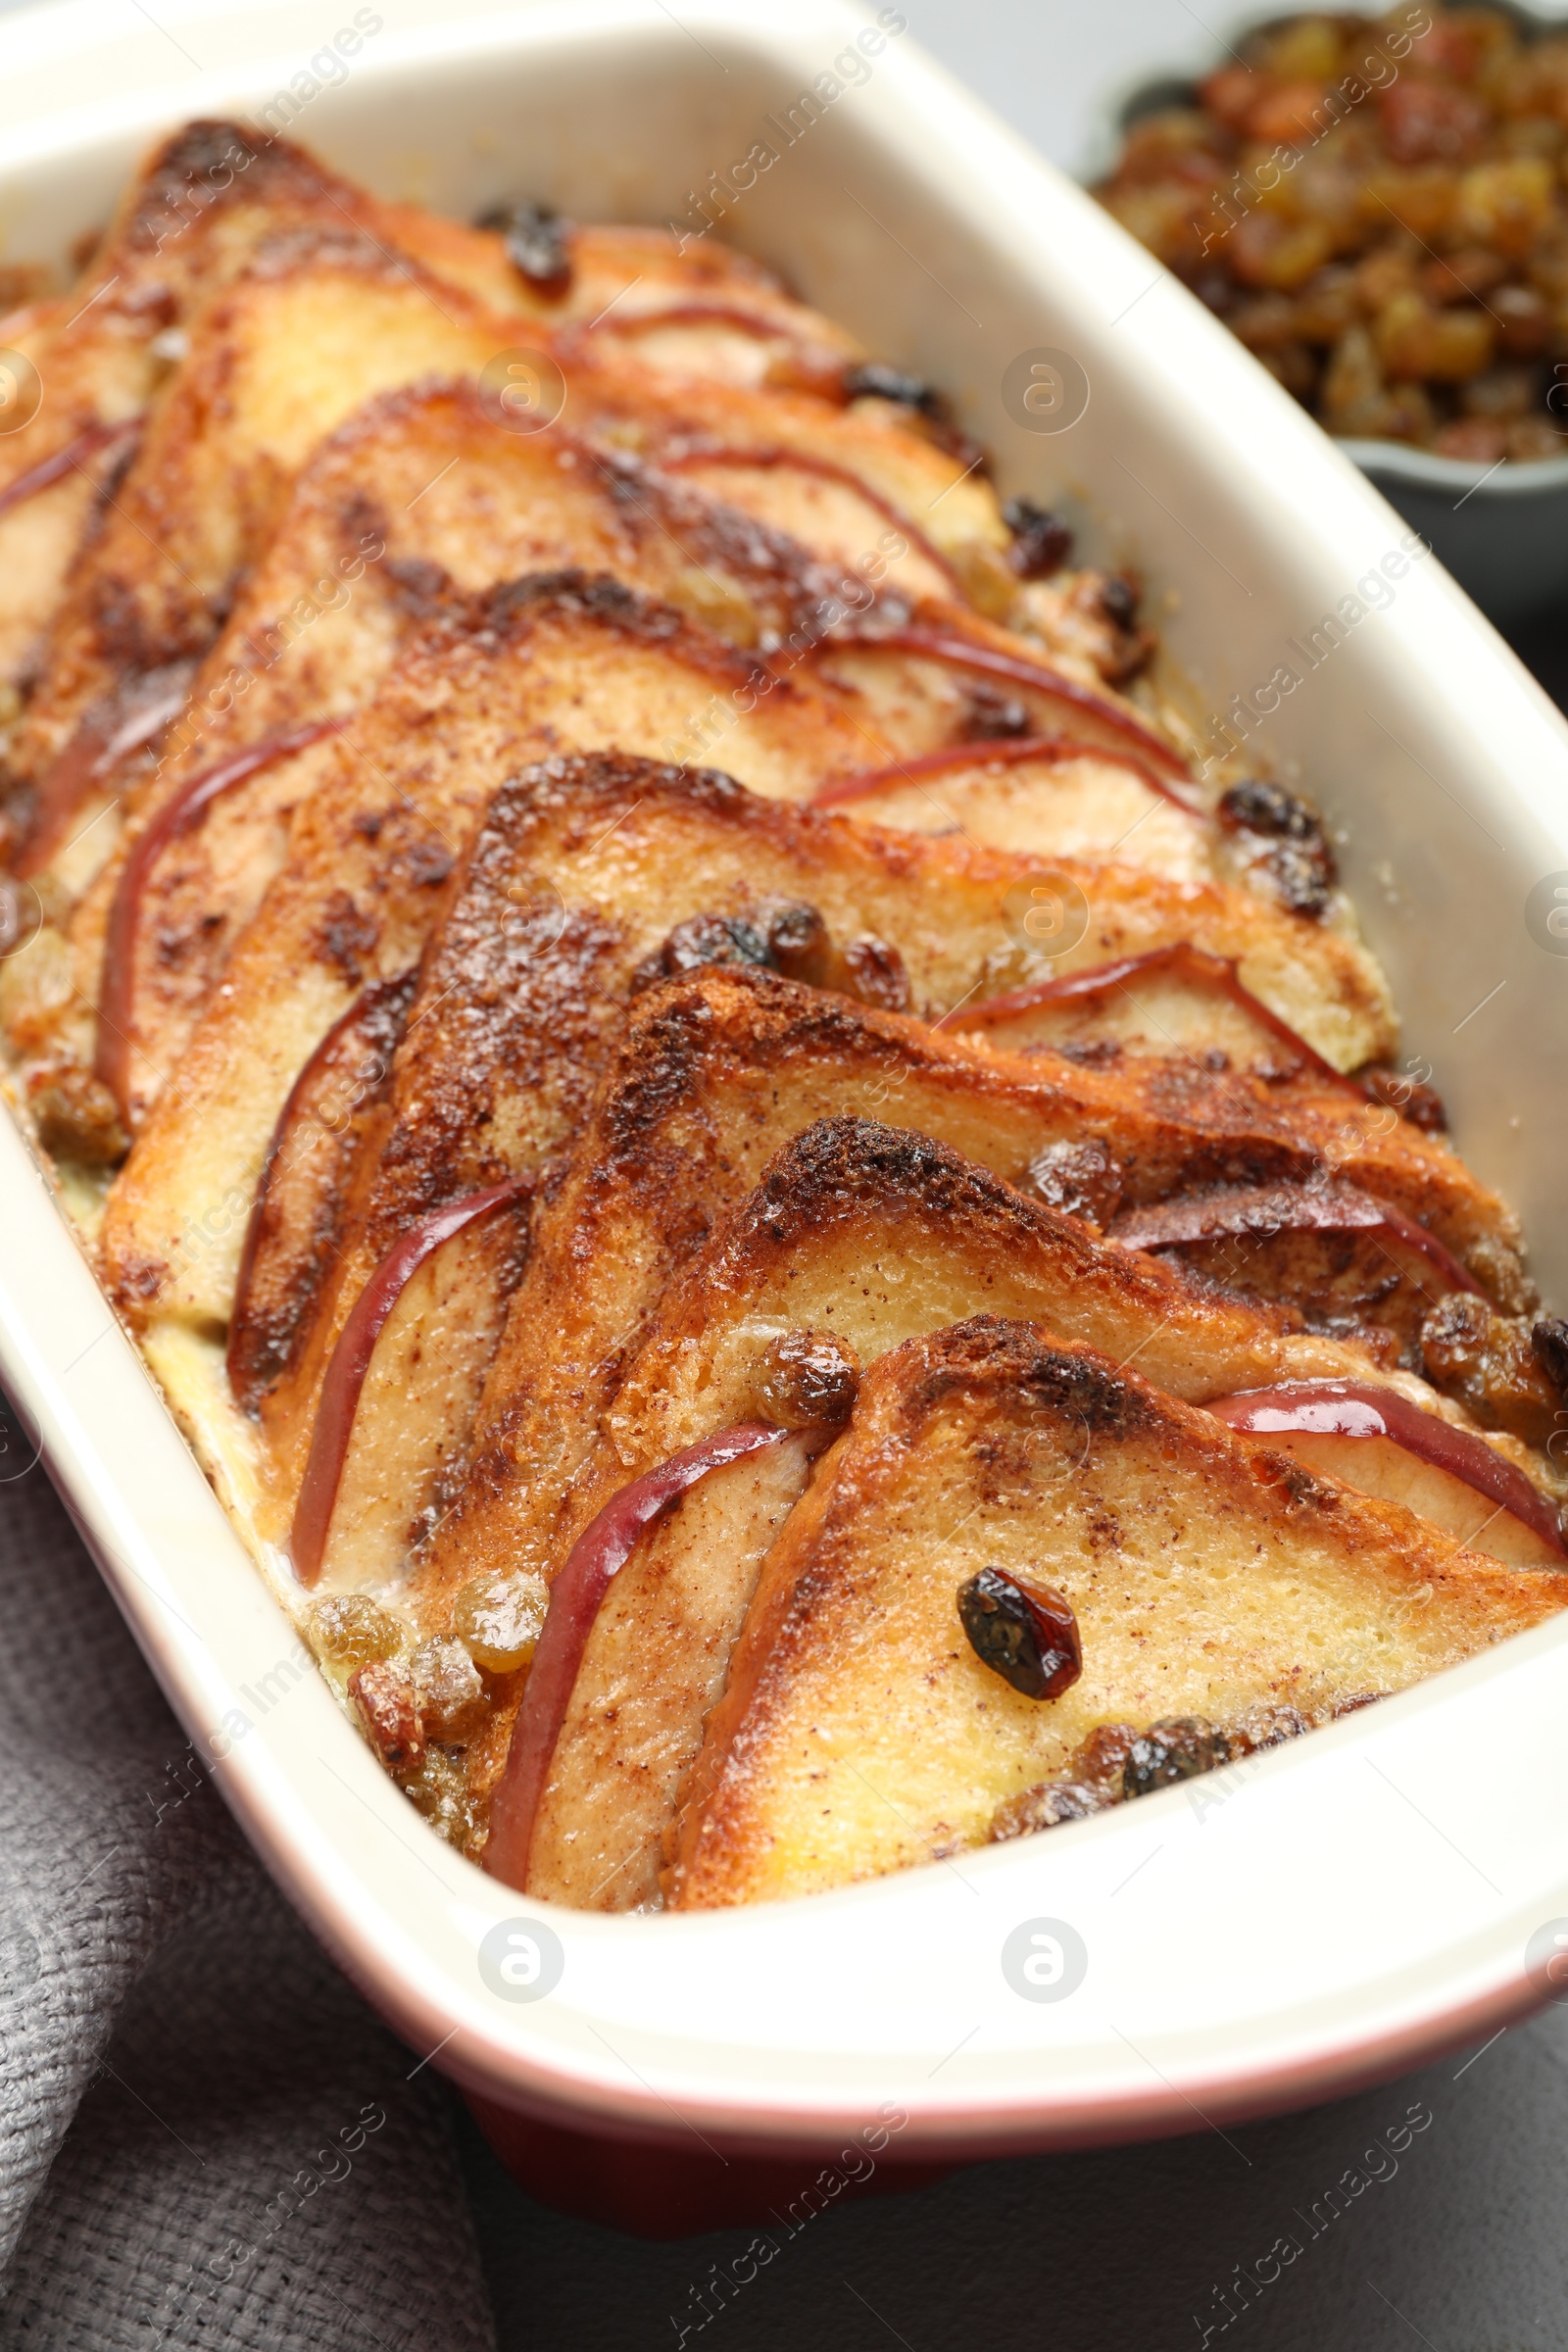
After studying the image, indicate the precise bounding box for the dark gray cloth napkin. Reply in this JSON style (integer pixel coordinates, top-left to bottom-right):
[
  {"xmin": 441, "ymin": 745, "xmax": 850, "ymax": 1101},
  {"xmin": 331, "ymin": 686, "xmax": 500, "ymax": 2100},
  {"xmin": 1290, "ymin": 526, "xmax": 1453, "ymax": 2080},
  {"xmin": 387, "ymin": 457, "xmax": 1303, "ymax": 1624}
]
[{"xmin": 0, "ymin": 1436, "xmax": 495, "ymax": 2350}]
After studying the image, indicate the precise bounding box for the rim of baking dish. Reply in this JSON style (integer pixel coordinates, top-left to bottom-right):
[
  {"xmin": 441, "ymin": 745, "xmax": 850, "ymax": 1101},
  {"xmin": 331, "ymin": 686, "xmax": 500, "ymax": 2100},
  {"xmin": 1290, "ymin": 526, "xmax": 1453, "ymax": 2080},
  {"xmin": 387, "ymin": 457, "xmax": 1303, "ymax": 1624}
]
[{"xmin": 3, "ymin": 0, "xmax": 1568, "ymax": 2158}]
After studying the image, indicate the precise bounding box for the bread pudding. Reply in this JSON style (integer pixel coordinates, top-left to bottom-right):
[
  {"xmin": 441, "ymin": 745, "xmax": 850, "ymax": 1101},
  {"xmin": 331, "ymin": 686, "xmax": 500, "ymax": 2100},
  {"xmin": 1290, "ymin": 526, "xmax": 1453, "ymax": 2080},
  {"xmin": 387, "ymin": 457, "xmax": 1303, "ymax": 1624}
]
[{"xmin": 4, "ymin": 120, "xmax": 1565, "ymax": 1912}]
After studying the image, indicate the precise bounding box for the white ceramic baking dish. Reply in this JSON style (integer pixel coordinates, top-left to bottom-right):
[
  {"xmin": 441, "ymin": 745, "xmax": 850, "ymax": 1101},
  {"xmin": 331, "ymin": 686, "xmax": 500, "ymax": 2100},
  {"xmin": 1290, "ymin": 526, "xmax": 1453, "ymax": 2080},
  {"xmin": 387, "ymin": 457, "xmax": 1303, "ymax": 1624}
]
[{"xmin": 5, "ymin": 0, "xmax": 1568, "ymax": 2182}]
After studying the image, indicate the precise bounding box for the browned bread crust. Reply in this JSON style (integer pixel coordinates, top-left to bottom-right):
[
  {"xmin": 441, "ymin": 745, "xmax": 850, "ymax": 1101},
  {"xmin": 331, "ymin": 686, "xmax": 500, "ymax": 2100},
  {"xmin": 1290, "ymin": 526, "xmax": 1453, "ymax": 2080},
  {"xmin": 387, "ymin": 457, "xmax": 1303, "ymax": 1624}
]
[
  {"xmin": 524, "ymin": 1113, "xmax": 1401, "ymax": 1909},
  {"xmin": 424, "ymin": 961, "xmax": 1510, "ymax": 1607},
  {"xmin": 669, "ymin": 1316, "xmax": 1568, "ymax": 1907}
]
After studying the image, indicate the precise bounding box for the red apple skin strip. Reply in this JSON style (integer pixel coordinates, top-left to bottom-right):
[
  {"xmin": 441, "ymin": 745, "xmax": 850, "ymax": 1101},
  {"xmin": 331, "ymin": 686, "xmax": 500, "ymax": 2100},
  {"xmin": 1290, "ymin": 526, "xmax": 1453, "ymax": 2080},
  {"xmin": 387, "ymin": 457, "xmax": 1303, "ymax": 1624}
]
[
  {"xmin": 17, "ymin": 659, "xmax": 198, "ymax": 878},
  {"xmin": 842, "ymin": 624, "xmax": 1191, "ymax": 783},
  {"xmin": 0, "ymin": 415, "xmax": 139, "ymax": 524},
  {"xmin": 1108, "ymin": 1178, "xmax": 1488, "ymax": 1299},
  {"xmin": 290, "ymin": 1178, "xmax": 531, "ymax": 1587},
  {"xmin": 227, "ymin": 966, "xmax": 416, "ymax": 1410},
  {"xmin": 962, "ymin": 943, "xmax": 1363, "ymax": 1094},
  {"xmin": 810, "ymin": 731, "xmax": 1199, "ymax": 817},
  {"xmin": 1208, "ymin": 1380, "xmax": 1566, "ymax": 1560},
  {"xmin": 484, "ymin": 1422, "xmax": 794, "ymax": 1891},
  {"xmin": 581, "ymin": 302, "xmax": 814, "ymax": 343},
  {"xmin": 96, "ymin": 718, "xmax": 350, "ymax": 1116},
  {"xmin": 658, "ymin": 445, "xmax": 959, "ymax": 589}
]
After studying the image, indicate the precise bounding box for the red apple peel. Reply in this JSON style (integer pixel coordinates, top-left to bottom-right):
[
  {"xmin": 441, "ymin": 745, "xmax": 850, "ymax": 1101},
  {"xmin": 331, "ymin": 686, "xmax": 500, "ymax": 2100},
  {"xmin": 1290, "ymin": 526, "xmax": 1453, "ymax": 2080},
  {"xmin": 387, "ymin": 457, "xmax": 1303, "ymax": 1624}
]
[
  {"xmin": 96, "ymin": 718, "xmax": 349, "ymax": 1115},
  {"xmin": 484, "ymin": 1422, "xmax": 795, "ymax": 1890},
  {"xmin": 290, "ymin": 1177, "xmax": 530, "ymax": 1587},
  {"xmin": 1208, "ymin": 1379, "xmax": 1565, "ymax": 1559},
  {"xmin": 962, "ymin": 941, "xmax": 1363, "ymax": 1094},
  {"xmin": 839, "ymin": 624, "xmax": 1192, "ymax": 784},
  {"xmin": 0, "ymin": 414, "xmax": 139, "ymax": 524},
  {"xmin": 658, "ymin": 443, "xmax": 957, "ymax": 587},
  {"xmin": 1108, "ymin": 1178, "xmax": 1487, "ymax": 1298},
  {"xmin": 811, "ymin": 731, "xmax": 1198, "ymax": 817}
]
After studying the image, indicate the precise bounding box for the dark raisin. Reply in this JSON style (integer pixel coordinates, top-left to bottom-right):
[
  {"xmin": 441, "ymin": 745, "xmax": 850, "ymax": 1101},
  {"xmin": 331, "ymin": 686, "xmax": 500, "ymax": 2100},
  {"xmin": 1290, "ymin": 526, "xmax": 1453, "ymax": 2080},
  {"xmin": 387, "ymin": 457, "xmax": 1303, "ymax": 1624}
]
[
  {"xmin": 30, "ymin": 1067, "xmax": 128, "ymax": 1168},
  {"xmin": 1228, "ymin": 1701, "xmax": 1308, "ymax": 1751},
  {"xmin": 1332, "ymin": 1691, "xmax": 1386, "ymax": 1717},
  {"xmin": 478, "ymin": 199, "xmax": 573, "ymax": 299},
  {"xmin": 964, "ymin": 682, "xmax": 1034, "ymax": 740},
  {"xmin": 1002, "ymin": 496, "xmax": 1073, "ymax": 580},
  {"xmin": 957, "ymin": 1568, "xmax": 1082, "ymax": 1701},
  {"xmin": 763, "ymin": 901, "xmax": 832, "ymax": 986},
  {"xmin": 643, "ymin": 911, "xmax": 775, "ymax": 983},
  {"xmin": 1219, "ymin": 782, "xmax": 1337, "ymax": 915},
  {"xmin": 1122, "ymin": 1717, "xmax": 1230, "ymax": 1797},
  {"xmin": 757, "ymin": 1329, "xmax": 861, "ymax": 1430},
  {"xmin": 842, "ymin": 361, "xmax": 945, "ymax": 418},
  {"xmin": 839, "ymin": 935, "xmax": 910, "ymax": 1011},
  {"xmin": 1099, "ymin": 573, "xmax": 1140, "ymax": 629},
  {"xmin": 1533, "ymin": 1317, "xmax": 1568, "ymax": 1399},
  {"xmin": 1359, "ymin": 1064, "xmax": 1448, "ymax": 1132},
  {"xmin": 1218, "ymin": 778, "xmax": 1320, "ymax": 842},
  {"xmin": 1025, "ymin": 1137, "xmax": 1125, "ymax": 1230}
]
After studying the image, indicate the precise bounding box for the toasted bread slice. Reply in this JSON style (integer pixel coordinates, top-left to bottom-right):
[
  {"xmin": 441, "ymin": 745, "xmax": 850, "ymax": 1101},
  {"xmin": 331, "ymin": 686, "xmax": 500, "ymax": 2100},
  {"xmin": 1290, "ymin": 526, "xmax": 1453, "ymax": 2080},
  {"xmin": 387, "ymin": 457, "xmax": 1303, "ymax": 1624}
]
[
  {"xmin": 424, "ymin": 964, "xmax": 1506, "ymax": 1605},
  {"xmin": 273, "ymin": 751, "xmax": 1388, "ymax": 1583},
  {"xmin": 0, "ymin": 123, "xmax": 428, "ymax": 693},
  {"xmin": 0, "ymin": 121, "xmax": 808, "ymax": 694},
  {"xmin": 9, "ymin": 232, "xmax": 534, "ymax": 875},
  {"xmin": 54, "ymin": 398, "xmax": 868, "ymax": 1132},
  {"xmin": 667, "ymin": 1317, "xmax": 1568, "ymax": 1908},
  {"xmin": 99, "ymin": 577, "xmax": 890, "ymax": 1348},
  {"xmin": 521, "ymin": 1117, "xmax": 1401, "ymax": 1909},
  {"xmin": 308, "ymin": 747, "xmax": 1390, "ymax": 1334}
]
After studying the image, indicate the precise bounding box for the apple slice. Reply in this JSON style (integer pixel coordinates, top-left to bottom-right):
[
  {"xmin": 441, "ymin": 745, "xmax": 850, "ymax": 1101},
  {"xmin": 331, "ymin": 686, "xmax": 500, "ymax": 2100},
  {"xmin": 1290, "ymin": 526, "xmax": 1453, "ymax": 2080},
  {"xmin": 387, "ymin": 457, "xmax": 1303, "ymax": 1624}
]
[
  {"xmin": 660, "ymin": 444, "xmax": 957, "ymax": 592},
  {"xmin": 1208, "ymin": 1380, "xmax": 1565, "ymax": 1567},
  {"xmin": 483, "ymin": 1421, "xmax": 795, "ymax": 1890},
  {"xmin": 18, "ymin": 659, "xmax": 198, "ymax": 879},
  {"xmin": 841, "ymin": 623, "xmax": 1194, "ymax": 787},
  {"xmin": 569, "ymin": 301, "xmax": 854, "ymax": 393},
  {"xmin": 227, "ymin": 967, "xmax": 417, "ymax": 1413},
  {"xmin": 1109, "ymin": 1178, "xmax": 1487, "ymax": 1298},
  {"xmin": 97, "ymin": 717, "xmax": 350, "ymax": 1117},
  {"xmin": 291, "ymin": 1178, "xmax": 530, "ymax": 1587},
  {"xmin": 0, "ymin": 415, "xmax": 138, "ymax": 524},
  {"xmin": 964, "ymin": 942, "xmax": 1365, "ymax": 1095},
  {"xmin": 812, "ymin": 732, "xmax": 1197, "ymax": 818}
]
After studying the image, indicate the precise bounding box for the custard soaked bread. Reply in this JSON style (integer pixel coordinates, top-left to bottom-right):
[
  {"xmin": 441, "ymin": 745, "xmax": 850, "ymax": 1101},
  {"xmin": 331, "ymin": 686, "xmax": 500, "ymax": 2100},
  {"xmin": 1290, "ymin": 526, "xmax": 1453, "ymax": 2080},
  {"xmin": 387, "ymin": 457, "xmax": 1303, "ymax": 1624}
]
[
  {"xmin": 265, "ymin": 752, "xmax": 1396, "ymax": 1593},
  {"xmin": 417, "ymin": 964, "xmax": 1529, "ymax": 1609},
  {"xmin": 668, "ymin": 1319, "xmax": 1568, "ymax": 1909},
  {"xmin": 3, "ymin": 122, "xmax": 1563, "ymax": 1912},
  {"xmin": 509, "ymin": 1116, "xmax": 1464, "ymax": 1910}
]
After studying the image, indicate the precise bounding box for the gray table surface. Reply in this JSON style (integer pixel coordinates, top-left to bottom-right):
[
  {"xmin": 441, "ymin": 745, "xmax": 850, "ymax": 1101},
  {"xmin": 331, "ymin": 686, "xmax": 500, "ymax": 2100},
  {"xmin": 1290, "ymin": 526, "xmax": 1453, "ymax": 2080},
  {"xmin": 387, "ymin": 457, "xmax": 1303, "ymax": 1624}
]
[{"xmin": 7, "ymin": 4, "xmax": 1568, "ymax": 2342}]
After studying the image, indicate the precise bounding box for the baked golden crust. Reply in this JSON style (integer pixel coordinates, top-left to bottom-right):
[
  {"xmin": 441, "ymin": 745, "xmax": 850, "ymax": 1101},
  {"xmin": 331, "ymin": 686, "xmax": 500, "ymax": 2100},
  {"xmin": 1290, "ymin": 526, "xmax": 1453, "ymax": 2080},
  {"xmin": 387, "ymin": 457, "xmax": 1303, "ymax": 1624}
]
[
  {"xmin": 670, "ymin": 1317, "xmax": 1568, "ymax": 1908},
  {"xmin": 248, "ymin": 747, "xmax": 1392, "ymax": 1584},
  {"xmin": 524, "ymin": 1114, "xmax": 1396, "ymax": 1910},
  {"xmin": 3, "ymin": 122, "xmax": 1560, "ymax": 1913},
  {"xmin": 419, "ymin": 961, "xmax": 1516, "ymax": 1612},
  {"xmin": 97, "ymin": 579, "xmax": 892, "ymax": 1343}
]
